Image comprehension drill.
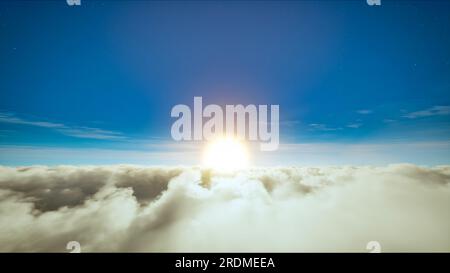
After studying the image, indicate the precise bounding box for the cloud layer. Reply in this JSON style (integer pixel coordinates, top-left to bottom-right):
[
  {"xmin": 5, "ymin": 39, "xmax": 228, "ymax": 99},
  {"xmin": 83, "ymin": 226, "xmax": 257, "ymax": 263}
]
[
  {"xmin": 0, "ymin": 112, "xmax": 126, "ymax": 140},
  {"xmin": 0, "ymin": 164, "xmax": 449, "ymax": 252}
]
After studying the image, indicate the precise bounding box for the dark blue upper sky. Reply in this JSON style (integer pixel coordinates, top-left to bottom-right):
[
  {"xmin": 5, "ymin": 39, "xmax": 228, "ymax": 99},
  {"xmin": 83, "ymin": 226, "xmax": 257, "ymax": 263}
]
[{"xmin": 0, "ymin": 0, "xmax": 449, "ymax": 165}]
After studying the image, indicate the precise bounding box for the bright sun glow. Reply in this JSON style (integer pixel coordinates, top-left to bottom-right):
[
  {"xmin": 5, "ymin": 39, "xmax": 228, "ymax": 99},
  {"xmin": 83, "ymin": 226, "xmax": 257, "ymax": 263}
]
[{"xmin": 202, "ymin": 137, "xmax": 250, "ymax": 171}]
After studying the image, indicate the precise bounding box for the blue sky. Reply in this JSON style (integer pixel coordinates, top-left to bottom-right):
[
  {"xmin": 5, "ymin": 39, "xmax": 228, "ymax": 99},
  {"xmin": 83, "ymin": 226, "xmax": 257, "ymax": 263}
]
[{"xmin": 0, "ymin": 0, "xmax": 449, "ymax": 166}]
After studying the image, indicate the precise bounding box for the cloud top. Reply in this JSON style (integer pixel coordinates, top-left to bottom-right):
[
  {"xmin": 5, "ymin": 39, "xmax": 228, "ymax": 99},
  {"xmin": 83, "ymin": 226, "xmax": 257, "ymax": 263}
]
[{"xmin": 0, "ymin": 164, "xmax": 449, "ymax": 252}]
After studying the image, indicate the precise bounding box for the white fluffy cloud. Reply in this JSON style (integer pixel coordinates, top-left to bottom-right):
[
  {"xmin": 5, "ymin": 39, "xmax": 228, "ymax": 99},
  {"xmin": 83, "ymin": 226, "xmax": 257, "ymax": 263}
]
[{"xmin": 0, "ymin": 164, "xmax": 449, "ymax": 252}]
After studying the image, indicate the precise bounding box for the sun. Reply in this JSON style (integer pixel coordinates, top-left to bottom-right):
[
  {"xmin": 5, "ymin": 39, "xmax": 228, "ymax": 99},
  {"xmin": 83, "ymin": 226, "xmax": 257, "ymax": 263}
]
[{"xmin": 202, "ymin": 137, "xmax": 250, "ymax": 171}]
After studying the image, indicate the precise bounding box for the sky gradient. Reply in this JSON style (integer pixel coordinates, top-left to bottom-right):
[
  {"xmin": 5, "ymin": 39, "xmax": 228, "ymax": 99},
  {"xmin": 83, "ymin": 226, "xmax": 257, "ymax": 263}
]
[{"xmin": 0, "ymin": 0, "xmax": 449, "ymax": 166}]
